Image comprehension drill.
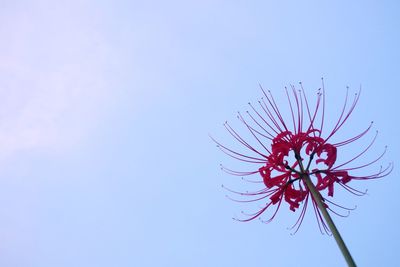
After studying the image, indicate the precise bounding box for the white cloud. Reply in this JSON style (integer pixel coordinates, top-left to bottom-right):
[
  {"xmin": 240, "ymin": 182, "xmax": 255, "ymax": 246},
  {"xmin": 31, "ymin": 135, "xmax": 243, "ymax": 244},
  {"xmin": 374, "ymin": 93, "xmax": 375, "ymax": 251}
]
[{"xmin": 0, "ymin": 1, "xmax": 114, "ymax": 160}]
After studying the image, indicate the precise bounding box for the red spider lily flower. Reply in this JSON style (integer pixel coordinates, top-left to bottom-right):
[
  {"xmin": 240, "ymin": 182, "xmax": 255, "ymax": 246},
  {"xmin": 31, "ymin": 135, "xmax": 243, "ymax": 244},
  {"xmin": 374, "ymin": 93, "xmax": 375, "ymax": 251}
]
[{"xmin": 213, "ymin": 80, "xmax": 392, "ymax": 233}]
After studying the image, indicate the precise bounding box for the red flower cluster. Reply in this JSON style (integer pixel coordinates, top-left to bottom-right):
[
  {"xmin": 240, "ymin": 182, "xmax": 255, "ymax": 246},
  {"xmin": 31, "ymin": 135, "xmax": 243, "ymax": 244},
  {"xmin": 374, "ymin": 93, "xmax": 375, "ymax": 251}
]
[{"xmin": 214, "ymin": 81, "xmax": 392, "ymax": 233}]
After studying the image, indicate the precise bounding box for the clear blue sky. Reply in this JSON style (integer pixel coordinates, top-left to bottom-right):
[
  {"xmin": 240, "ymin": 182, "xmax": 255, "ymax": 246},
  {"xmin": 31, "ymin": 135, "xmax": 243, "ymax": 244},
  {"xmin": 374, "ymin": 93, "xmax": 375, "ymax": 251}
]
[{"xmin": 0, "ymin": 1, "xmax": 399, "ymax": 266}]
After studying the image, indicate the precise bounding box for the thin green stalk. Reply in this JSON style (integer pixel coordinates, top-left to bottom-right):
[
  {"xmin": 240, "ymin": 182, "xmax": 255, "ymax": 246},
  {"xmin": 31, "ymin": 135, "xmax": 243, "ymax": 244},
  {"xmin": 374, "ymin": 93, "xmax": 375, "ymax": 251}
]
[
  {"xmin": 294, "ymin": 153, "xmax": 356, "ymax": 267},
  {"xmin": 302, "ymin": 174, "xmax": 357, "ymax": 267}
]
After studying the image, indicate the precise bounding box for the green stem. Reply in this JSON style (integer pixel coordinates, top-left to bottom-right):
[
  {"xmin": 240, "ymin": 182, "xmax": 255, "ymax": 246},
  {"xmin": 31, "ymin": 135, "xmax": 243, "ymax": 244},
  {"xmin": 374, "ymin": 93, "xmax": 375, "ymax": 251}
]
[{"xmin": 302, "ymin": 174, "xmax": 357, "ymax": 267}]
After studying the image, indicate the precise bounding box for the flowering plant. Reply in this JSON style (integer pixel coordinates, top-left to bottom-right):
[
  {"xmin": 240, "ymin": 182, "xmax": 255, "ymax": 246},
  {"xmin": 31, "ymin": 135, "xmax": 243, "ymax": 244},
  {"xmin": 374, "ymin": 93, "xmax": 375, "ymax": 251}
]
[{"xmin": 213, "ymin": 80, "xmax": 392, "ymax": 266}]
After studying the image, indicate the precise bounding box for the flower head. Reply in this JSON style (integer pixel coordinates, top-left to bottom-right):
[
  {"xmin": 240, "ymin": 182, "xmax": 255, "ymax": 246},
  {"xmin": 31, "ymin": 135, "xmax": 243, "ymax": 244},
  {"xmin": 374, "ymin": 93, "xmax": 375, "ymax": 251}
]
[{"xmin": 214, "ymin": 80, "xmax": 392, "ymax": 233}]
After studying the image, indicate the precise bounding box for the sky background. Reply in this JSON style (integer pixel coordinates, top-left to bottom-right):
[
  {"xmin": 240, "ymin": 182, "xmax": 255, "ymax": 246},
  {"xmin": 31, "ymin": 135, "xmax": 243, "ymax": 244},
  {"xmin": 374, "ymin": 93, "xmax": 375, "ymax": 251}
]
[{"xmin": 0, "ymin": 1, "xmax": 399, "ymax": 266}]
